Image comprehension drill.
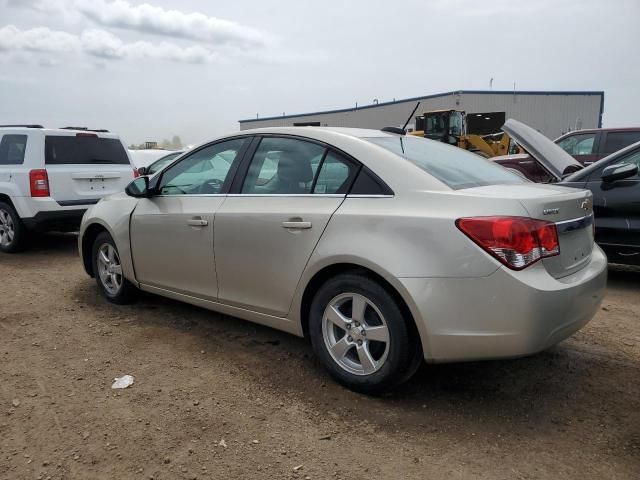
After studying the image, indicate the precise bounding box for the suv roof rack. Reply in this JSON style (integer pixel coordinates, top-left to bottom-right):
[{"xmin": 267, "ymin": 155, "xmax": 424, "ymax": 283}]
[
  {"xmin": 0, "ymin": 124, "xmax": 44, "ymax": 129},
  {"xmin": 60, "ymin": 127, "xmax": 110, "ymax": 133}
]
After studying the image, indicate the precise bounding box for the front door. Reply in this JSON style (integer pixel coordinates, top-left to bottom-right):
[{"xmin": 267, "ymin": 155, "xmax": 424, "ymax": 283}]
[
  {"xmin": 214, "ymin": 136, "xmax": 358, "ymax": 317},
  {"xmin": 586, "ymin": 148, "xmax": 640, "ymax": 250},
  {"xmin": 130, "ymin": 138, "xmax": 248, "ymax": 300}
]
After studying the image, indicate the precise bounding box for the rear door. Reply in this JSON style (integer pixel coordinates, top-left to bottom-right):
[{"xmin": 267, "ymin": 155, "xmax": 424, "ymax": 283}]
[
  {"xmin": 0, "ymin": 133, "xmax": 28, "ymax": 182},
  {"xmin": 44, "ymin": 132, "xmax": 135, "ymax": 206},
  {"xmin": 214, "ymin": 136, "xmax": 359, "ymax": 317}
]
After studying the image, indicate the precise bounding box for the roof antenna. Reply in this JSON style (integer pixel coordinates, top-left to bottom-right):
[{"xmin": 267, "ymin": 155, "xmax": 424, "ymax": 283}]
[{"xmin": 381, "ymin": 101, "xmax": 421, "ymax": 135}]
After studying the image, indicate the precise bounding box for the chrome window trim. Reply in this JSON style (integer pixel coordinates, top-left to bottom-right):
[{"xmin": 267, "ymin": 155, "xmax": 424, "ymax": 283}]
[
  {"xmin": 226, "ymin": 194, "xmax": 345, "ymax": 198},
  {"xmin": 154, "ymin": 194, "xmax": 227, "ymax": 198},
  {"xmin": 151, "ymin": 193, "xmax": 395, "ymax": 198},
  {"xmin": 346, "ymin": 194, "xmax": 395, "ymax": 198}
]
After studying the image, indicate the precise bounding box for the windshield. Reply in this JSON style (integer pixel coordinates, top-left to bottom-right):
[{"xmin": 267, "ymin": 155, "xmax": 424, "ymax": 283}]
[{"xmin": 366, "ymin": 136, "xmax": 526, "ymax": 190}]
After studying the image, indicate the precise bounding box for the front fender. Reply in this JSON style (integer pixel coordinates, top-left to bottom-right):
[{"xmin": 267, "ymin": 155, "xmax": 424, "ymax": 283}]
[{"xmin": 79, "ymin": 194, "xmax": 140, "ymax": 283}]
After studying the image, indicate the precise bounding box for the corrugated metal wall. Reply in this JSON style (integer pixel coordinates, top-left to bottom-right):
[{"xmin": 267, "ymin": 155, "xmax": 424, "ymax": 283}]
[{"xmin": 239, "ymin": 91, "xmax": 603, "ymax": 139}]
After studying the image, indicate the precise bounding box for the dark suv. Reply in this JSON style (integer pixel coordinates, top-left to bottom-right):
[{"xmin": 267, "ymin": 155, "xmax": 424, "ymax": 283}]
[{"xmin": 494, "ymin": 127, "xmax": 640, "ymax": 182}]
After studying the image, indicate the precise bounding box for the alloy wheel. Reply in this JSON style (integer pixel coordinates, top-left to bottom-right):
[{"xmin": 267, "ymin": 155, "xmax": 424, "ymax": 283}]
[
  {"xmin": 96, "ymin": 243, "xmax": 123, "ymax": 295},
  {"xmin": 0, "ymin": 208, "xmax": 15, "ymax": 247},
  {"xmin": 322, "ymin": 292, "xmax": 390, "ymax": 376}
]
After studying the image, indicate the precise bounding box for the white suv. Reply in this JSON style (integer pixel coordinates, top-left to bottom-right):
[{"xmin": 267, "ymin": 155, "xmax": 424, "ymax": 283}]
[{"xmin": 0, "ymin": 125, "xmax": 137, "ymax": 252}]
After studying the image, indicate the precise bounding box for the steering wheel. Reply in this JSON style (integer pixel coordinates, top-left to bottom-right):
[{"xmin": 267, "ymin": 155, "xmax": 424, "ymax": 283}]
[{"xmin": 197, "ymin": 178, "xmax": 224, "ymax": 194}]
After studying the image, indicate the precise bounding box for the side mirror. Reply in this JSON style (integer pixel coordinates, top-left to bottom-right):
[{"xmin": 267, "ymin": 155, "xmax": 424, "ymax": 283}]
[
  {"xmin": 602, "ymin": 163, "xmax": 638, "ymax": 183},
  {"xmin": 125, "ymin": 176, "xmax": 151, "ymax": 198},
  {"xmin": 137, "ymin": 166, "xmax": 148, "ymax": 176}
]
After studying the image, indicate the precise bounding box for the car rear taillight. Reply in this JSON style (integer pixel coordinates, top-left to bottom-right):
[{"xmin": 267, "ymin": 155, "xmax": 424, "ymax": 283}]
[
  {"xmin": 133, "ymin": 168, "xmax": 140, "ymax": 178},
  {"xmin": 456, "ymin": 216, "xmax": 559, "ymax": 270},
  {"xmin": 29, "ymin": 169, "xmax": 50, "ymax": 197}
]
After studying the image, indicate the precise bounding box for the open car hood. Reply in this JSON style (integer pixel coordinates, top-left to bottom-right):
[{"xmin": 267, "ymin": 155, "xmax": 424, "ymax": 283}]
[{"xmin": 502, "ymin": 119, "xmax": 583, "ymax": 180}]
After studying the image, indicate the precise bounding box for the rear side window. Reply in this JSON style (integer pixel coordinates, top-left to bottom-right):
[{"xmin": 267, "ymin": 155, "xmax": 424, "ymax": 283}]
[
  {"xmin": 366, "ymin": 136, "xmax": 524, "ymax": 190},
  {"xmin": 45, "ymin": 136, "xmax": 129, "ymax": 165},
  {"xmin": 241, "ymin": 137, "xmax": 325, "ymax": 194},
  {"xmin": 312, "ymin": 151, "xmax": 357, "ymax": 194},
  {"xmin": 0, "ymin": 134, "xmax": 27, "ymax": 165},
  {"xmin": 603, "ymin": 132, "xmax": 640, "ymax": 154}
]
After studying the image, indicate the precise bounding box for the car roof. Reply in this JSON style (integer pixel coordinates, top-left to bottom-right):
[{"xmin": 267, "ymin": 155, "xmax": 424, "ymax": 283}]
[
  {"xmin": 0, "ymin": 126, "xmax": 120, "ymax": 139},
  {"xmin": 236, "ymin": 126, "xmax": 395, "ymax": 139},
  {"xmin": 224, "ymin": 126, "xmax": 452, "ymax": 193},
  {"xmin": 556, "ymin": 127, "xmax": 640, "ymax": 138}
]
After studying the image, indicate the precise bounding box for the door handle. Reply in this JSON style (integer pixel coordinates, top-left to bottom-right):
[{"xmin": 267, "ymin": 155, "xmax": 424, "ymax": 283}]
[
  {"xmin": 282, "ymin": 221, "xmax": 312, "ymax": 229},
  {"xmin": 187, "ymin": 218, "xmax": 208, "ymax": 227}
]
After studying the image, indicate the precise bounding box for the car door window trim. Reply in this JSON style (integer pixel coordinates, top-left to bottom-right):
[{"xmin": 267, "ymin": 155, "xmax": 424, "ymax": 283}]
[{"xmin": 230, "ymin": 134, "xmax": 370, "ymax": 197}]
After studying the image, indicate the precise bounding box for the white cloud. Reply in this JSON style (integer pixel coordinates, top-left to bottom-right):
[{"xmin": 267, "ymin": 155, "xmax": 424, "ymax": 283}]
[
  {"xmin": 75, "ymin": 0, "xmax": 266, "ymax": 48},
  {"xmin": 0, "ymin": 25, "xmax": 220, "ymax": 64},
  {"xmin": 0, "ymin": 25, "xmax": 77, "ymax": 53}
]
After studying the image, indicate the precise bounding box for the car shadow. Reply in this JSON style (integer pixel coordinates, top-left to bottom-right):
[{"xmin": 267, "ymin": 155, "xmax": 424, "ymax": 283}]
[
  {"xmin": 608, "ymin": 263, "xmax": 640, "ymax": 290},
  {"xmin": 71, "ymin": 267, "xmax": 639, "ymax": 453},
  {"xmin": 23, "ymin": 232, "xmax": 79, "ymax": 255}
]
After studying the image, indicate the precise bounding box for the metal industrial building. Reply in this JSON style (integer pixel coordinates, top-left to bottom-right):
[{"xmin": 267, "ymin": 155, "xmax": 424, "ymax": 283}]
[{"xmin": 239, "ymin": 90, "xmax": 604, "ymax": 139}]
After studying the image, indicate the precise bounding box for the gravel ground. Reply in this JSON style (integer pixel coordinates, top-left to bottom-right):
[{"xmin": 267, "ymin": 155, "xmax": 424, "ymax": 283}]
[{"xmin": 1, "ymin": 234, "xmax": 639, "ymax": 480}]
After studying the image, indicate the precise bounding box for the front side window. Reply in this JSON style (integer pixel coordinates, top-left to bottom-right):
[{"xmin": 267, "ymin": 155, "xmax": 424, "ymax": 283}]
[
  {"xmin": 556, "ymin": 133, "xmax": 596, "ymax": 156},
  {"xmin": 366, "ymin": 136, "xmax": 524, "ymax": 190},
  {"xmin": 159, "ymin": 139, "xmax": 245, "ymax": 195},
  {"xmin": 0, "ymin": 134, "xmax": 27, "ymax": 165},
  {"xmin": 603, "ymin": 132, "xmax": 640, "ymax": 154},
  {"xmin": 241, "ymin": 137, "xmax": 325, "ymax": 194}
]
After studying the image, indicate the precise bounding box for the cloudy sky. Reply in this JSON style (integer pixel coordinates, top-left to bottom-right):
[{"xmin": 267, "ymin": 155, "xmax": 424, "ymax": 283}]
[{"xmin": 0, "ymin": 0, "xmax": 638, "ymax": 146}]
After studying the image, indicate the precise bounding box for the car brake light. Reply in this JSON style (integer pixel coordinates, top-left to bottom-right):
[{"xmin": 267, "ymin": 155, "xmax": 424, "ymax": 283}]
[
  {"xmin": 29, "ymin": 169, "xmax": 50, "ymax": 197},
  {"xmin": 456, "ymin": 216, "xmax": 559, "ymax": 270},
  {"xmin": 76, "ymin": 132, "xmax": 97, "ymax": 137},
  {"xmin": 133, "ymin": 168, "xmax": 140, "ymax": 178}
]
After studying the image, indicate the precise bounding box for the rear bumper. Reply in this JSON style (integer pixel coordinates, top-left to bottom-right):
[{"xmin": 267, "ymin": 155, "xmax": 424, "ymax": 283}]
[
  {"xmin": 11, "ymin": 196, "xmax": 98, "ymax": 232},
  {"xmin": 22, "ymin": 209, "xmax": 87, "ymax": 232},
  {"xmin": 401, "ymin": 245, "xmax": 608, "ymax": 362}
]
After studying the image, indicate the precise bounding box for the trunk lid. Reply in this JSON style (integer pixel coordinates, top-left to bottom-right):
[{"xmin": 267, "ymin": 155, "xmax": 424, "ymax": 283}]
[
  {"xmin": 462, "ymin": 183, "xmax": 595, "ymax": 278},
  {"xmin": 44, "ymin": 133, "xmax": 135, "ymax": 205},
  {"xmin": 502, "ymin": 119, "xmax": 584, "ymax": 180}
]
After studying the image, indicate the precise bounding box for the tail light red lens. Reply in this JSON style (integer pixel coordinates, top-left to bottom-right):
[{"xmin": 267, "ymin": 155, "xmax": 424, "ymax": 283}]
[
  {"xmin": 456, "ymin": 216, "xmax": 559, "ymax": 270},
  {"xmin": 133, "ymin": 168, "xmax": 140, "ymax": 178},
  {"xmin": 29, "ymin": 169, "xmax": 50, "ymax": 197}
]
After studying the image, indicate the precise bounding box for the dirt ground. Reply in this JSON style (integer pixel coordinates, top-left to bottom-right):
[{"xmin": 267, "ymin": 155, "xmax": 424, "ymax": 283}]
[{"xmin": 0, "ymin": 234, "xmax": 638, "ymax": 480}]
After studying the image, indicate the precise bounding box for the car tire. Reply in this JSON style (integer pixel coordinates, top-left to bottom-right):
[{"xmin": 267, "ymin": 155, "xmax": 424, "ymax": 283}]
[
  {"xmin": 92, "ymin": 231, "xmax": 137, "ymax": 304},
  {"xmin": 0, "ymin": 201, "xmax": 27, "ymax": 253},
  {"xmin": 309, "ymin": 273, "xmax": 418, "ymax": 394}
]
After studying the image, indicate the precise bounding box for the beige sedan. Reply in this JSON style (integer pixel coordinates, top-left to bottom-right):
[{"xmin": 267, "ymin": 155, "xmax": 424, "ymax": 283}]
[{"xmin": 79, "ymin": 127, "xmax": 606, "ymax": 393}]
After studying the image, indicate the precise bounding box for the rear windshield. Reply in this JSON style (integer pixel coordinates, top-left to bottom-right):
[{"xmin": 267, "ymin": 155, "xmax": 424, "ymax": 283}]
[
  {"xmin": 366, "ymin": 136, "xmax": 525, "ymax": 189},
  {"xmin": 45, "ymin": 135, "xmax": 129, "ymax": 165}
]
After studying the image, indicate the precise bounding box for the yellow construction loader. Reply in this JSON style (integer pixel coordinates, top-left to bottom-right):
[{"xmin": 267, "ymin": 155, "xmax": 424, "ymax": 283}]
[{"xmin": 410, "ymin": 109, "xmax": 511, "ymax": 158}]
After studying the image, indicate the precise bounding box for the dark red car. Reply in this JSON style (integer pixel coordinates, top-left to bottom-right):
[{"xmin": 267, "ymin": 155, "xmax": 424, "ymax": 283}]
[{"xmin": 494, "ymin": 127, "xmax": 640, "ymax": 182}]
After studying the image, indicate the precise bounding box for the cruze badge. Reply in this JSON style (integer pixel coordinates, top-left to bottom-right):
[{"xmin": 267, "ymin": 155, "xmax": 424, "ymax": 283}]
[
  {"xmin": 581, "ymin": 198, "xmax": 592, "ymax": 211},
  {"xmin": 543, "ymin": 208, "xmax": 559, "ymax": 215}
]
